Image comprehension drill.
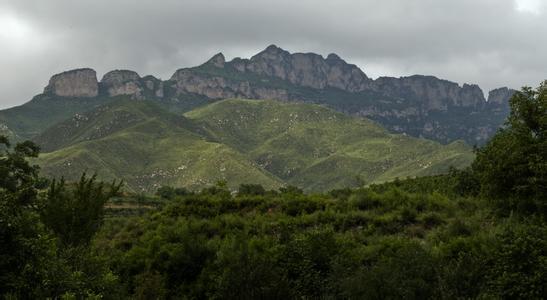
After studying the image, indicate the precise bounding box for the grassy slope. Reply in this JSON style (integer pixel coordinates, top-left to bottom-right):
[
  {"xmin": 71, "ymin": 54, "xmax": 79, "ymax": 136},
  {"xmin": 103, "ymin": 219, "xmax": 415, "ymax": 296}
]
[
  {"xmin": 0, "ymin": 94, "xmax": 116, "ymax": 139},
  {"xmin": 0, "ymin": 93, "xmax": 214, "ymax": 141},
  {"xmin": 186, "ymin": 99, "xmax": 475, "ymax": 191},
  {"xmin": 35, "ymin": 98, "xmax": 473, "ymax": 192},
  {"xmin": 36, "ymin": 100, "xmax": 283, "ymax": 192}
]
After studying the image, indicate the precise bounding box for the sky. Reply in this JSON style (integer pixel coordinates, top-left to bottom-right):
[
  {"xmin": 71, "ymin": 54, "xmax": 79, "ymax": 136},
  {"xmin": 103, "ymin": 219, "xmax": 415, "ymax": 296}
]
[{"xmin": 0, "ymin": 0, "xmax": 545, "ymax": 109}]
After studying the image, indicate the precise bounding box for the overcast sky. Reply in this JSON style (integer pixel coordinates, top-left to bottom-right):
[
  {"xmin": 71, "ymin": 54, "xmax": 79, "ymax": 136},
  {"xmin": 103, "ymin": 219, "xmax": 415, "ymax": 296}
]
[{"xmin": 0, "ymin": 0, "xmax": 545, "ymax": 109}]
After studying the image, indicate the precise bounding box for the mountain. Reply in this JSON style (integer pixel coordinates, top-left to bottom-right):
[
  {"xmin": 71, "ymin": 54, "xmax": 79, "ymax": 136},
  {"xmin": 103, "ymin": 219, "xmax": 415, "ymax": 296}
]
[
  {"xmin": 0, "ymin": 45, "xmax": 513, "ymax": 145},
  {"xmin": 168, "ymin": 45, "xmax": 515, "ymax": 145},
  {"xmin": 34, "ymin": 99, "xmax": 474, "ymax": 192}
]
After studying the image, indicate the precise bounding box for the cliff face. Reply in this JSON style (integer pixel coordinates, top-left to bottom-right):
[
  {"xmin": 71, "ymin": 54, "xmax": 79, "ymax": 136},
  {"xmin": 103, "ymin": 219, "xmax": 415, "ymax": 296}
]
[
  {"xmin": 44, "ymin": 68, "xmax": 99, "ymax": 97},
  {"xmin": 36, "ymin": 45, "xmax": 515, "ymax": 145},
  {"xmin": 101, "ymin": 70, "xmax": 144, "ymax": 99},
  {"xmin": 487, "ymin": 87, "xmax": 514, "ymax": 113},
  {"xmin": 170, "ymin": 45, "xmax": 371, "ymax": 95},
  {"xmin": 239, "ymin": 45, "xmax": 372, "ymax": 91},
  {"xmin": 167, "ymin": 45, "xmax": 492, "ymax": 115},
  {"xmin": 371, "ymin": 76, "xmax": 486, "ymax": 113}
]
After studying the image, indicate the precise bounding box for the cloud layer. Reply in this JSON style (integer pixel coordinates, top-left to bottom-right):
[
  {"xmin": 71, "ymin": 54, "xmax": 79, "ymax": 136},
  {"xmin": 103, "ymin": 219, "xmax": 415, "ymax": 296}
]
[{"xmin": 0, "ymin": 0, "xmax": 545, "ymax": 108}]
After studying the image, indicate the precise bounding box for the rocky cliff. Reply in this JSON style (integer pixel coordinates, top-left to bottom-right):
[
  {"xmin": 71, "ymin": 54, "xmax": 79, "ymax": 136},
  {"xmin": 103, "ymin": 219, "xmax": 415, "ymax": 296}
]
[{"xmin": 44, "ymin": 68, "xmax": 99, "ymax": 97}]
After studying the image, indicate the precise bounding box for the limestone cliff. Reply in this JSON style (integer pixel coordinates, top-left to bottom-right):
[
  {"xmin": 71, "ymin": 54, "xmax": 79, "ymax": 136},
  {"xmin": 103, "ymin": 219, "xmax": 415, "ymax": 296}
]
[{"xmin": 44, "ymin": 68, "xmax": 98, "ymax": 97}]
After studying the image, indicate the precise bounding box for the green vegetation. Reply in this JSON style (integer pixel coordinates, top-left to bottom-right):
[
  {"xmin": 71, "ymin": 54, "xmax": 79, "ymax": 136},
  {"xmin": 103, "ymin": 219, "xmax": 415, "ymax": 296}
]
[
  {"xmin": 473, "ymin": 82, "xmax": 547, "ymax": 216},
  {"xmin": 0, "ymin": 83, "xmax": 545, "ymax": 298},
  {"xmin": 35, "ymin": 100, "xmax": 283, "ymax": 192},
  {"xmin": 35, "ymin": 99, "xmax": 473, "ymax": 192},
  {"xmin": 0, "ymin": 94, "xmax": 115, "ymax": 140}
]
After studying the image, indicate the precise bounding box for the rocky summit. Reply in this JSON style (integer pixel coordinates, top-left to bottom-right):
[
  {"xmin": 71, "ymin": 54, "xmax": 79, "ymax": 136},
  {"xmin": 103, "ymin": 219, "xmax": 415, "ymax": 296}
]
[
  {"xmin": 21, "ymin": 45, "xmax": 516, "ymax": 145},
  {"xmin": 44, "ymin": 68, "xmax": 99, "ymax": 97}
]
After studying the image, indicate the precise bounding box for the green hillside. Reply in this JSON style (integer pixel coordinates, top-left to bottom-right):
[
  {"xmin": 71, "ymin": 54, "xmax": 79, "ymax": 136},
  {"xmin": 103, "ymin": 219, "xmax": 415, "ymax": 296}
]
[
  {"xmin": 186, "ymin": 99, "xmax": 474, "ymax": 190},
  {"xmin": 0, "ymin": 94, "xmax": 115, "ymax": 140},
  {"xmin": 0, "ymin": 93, "xmax": 214, "ymax": 142},
  {"xmin": 35, "ymin": 99, "xmax": 474, "ymax": 192},
  {"xmin": 35, "ymin": 100, "xmax": 283, "ymax": 192}
]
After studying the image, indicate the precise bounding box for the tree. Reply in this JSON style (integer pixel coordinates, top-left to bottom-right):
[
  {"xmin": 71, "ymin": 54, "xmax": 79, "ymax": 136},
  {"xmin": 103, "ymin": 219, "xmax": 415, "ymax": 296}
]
[
  {"xmin": 41, "ymin": 173, "xmax": 122, "ymax": 247},
  {"xmin": 472, "ymin": 81, "xmax": 547, "ymax": 215},
  {"xmin": 237, "ymin": 183, "xmax": 266, "ymax": 196},
  {"xmin": 0, "ymin": 136, "xmax": 50, "ymax": 297}
]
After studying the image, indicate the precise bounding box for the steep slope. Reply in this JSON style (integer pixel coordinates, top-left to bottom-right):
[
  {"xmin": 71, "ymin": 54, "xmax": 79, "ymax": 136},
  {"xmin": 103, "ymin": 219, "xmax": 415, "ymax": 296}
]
[
  {"xmin": 35, "ymin": 100, "xmax": 283, "ymax": 192},
  {"xmin": 186, "ymin": 99, "xmax": 475, "ymax": 191}
]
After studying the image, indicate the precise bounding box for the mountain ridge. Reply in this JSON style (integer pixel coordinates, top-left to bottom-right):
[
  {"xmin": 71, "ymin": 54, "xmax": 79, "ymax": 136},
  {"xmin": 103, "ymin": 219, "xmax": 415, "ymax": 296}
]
[{"xmin": 2, "ymin": 45, "xmax": 515, "ymax": 145}]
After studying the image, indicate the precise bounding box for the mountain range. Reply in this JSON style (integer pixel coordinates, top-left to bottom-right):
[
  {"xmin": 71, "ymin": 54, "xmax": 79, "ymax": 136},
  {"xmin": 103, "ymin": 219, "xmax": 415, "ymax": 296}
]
[
  {"xmin": 1, "ymin": 45, "xmax": 513, "ymax": 144},
  {"xmin": 0, "ymin": 45, "xmax": 513, "ymax": 191}
]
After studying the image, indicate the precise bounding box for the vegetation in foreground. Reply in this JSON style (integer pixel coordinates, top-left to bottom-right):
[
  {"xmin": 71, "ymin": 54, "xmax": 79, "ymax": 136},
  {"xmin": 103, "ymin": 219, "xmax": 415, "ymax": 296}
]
[{"xmin": 0, "ymin": 82, "xmax": 546, "ymax": 299}]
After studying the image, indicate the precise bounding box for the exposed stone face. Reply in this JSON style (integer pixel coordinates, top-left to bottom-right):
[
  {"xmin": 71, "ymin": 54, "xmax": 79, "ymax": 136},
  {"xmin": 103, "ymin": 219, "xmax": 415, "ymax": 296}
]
[
  {"xmin": 206, "ymin": 53, "xmax": 226, "ymax": 68},
  {"xmin": 486, "ymin": 87, "xmax": 515, "ymax": 114},
  {"xmin": 99, "ymin": 71, "xmax": 166, "ymax": 100},
  {"xmin": 371, "ymin": 75, "xmax": 485, "ymax": 113},
  {"xmin": 169, "ymin": 67, "xmax": 290, "ymax": 101},
  {"xmin": 459, "ymin": 84, "xmax": 485, "ymax": 108},
  {"xmin": 45, "ymin": 68, "xmax": 98, "ymax": 97},
  {"xmin": 488, "ymin": 87, "xmax": 515, "ymax": 105},
  {"xmin": 101, "ymin": 70, "xmax": 143, "ymax": 99},
  {"xmin": 102, "ymin": 69, "xmax": 140, "ymax": 84},
  {"xmin": 231, "ymin": 45, "xmax": 371, "ymax": 91},
  {"xmin": 141, "ymin": 75, "xmax": 164, "ymax": 99}
]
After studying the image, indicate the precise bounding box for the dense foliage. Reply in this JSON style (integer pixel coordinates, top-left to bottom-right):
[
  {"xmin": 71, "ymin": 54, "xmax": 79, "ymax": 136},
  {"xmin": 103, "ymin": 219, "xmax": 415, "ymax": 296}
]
[
  {"xmin": 0, "ymin": 138, "xmax": 122, "ymax": 298},
  {"xmin": 1, "ymin": 83, "xmax": 546, "ymax": 298},
  {"xmin": 473, "ymin": 81, "xmax": 547, "ymax": 216}
]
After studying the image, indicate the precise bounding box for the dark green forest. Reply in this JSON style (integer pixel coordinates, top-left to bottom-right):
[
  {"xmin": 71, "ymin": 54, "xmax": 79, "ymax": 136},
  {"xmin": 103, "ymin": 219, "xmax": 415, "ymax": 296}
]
[{"xmin": 1, "ymin": 83, "xmax": 546, "ymax": 299}]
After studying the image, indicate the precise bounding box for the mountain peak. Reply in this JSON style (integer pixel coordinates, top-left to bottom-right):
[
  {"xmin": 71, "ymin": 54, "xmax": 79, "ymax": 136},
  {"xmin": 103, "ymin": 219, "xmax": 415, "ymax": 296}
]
[
  {"xmin": 205, "ymin": 52, "xmax": 226, "ymax": 68},
  {"xmin": 326, "ymin": 53, "xmax": 342, "ymax": 60},
  {"xmin": 252, "ymin": 44, "xmax": 290, "ymax": 60},
  {"xmin": 101, "ymin": 70, "xmax": 141, "ymax": 84},
  {"xmin": 44, "ymin": 68, "xmax": 98, "ymax": 98},
  {"xmin": 487, "ymin": 87, "xmax": 515, "ymax": 105},
  {"xmin": 265, "ymin": 44, "xmax": 283, "ymax": 53}
]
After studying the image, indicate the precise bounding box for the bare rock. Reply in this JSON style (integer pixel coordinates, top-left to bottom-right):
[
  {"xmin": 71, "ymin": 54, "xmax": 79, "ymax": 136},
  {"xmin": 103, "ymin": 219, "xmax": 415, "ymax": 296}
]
[
  {"xmin": 44, "ymin": 68, "xmax": 98, "ymax": 97},
  {"xmin": 101, "ymin": 70, "xmax": 143, "ymax": 99},
  {"xmin": 205, "ymin": 53, "xmax": 226, "ymax": 68},
  {"xmin": 487, "ymin": 87, "xmax": 515, "ymax": 105},
  {"xmin": 372, "ymin": 75, "xmax": 485, "ymax": 113}
]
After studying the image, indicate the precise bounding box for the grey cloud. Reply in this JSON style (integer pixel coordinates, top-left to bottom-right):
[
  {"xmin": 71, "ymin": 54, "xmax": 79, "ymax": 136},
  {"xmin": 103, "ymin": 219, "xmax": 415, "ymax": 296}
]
[{"xmin": 0, "ymin": 0, "xmax": 545, "ymax": 108}]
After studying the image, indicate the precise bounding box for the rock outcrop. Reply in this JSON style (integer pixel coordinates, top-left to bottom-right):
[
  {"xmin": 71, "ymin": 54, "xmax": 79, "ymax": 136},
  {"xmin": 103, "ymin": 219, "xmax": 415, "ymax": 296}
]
[
  {"xmin": 487, "ymin": 87, "xmax": 515, "ymax": 105},
  {"xmin": 205, "ymin": 53, "xmax": 226, "ymax": 68},
  {"xmin": 230, "ymin": 44, "xmax": 371, "ymax": 91},
  {"xmin": 99, "ymin": 70, "xmax": 166, "ymax": 100},
  {"xmin": 169, "ymin": 69, "xmax": 289, "ymax": 100},
  {"xmin": 101, "ymin": 70, "xmax": 143, "ymax": 99},
  {"xmin": 371, "ymin": 76, "xmax": 485, "ymax": 113},
  {"xmin": 44, "ymin": 68, "xmax": 98, "ymax": 97}
]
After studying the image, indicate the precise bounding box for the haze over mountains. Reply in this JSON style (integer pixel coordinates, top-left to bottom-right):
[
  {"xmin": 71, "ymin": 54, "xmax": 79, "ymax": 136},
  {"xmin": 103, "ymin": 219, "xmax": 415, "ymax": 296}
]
[{"xmin": 0, "ymin": 45, "xmax": 515, "ymax": 191}]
